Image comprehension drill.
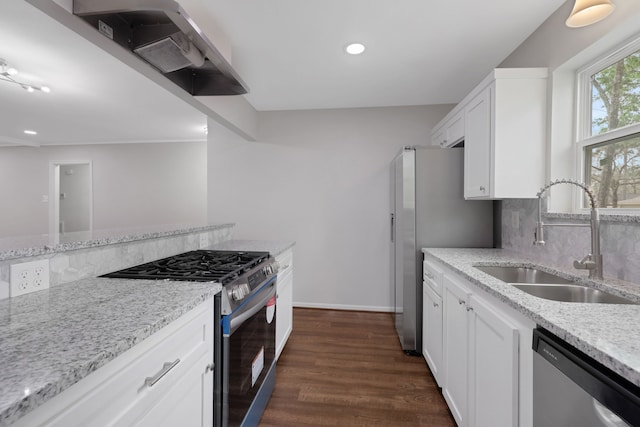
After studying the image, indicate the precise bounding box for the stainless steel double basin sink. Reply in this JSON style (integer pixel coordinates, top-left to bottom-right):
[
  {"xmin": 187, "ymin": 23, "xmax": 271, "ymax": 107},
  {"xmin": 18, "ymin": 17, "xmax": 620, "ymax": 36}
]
[{"xmin": 474, "ymin": 265, "xmax": 637, "ymax": 305}]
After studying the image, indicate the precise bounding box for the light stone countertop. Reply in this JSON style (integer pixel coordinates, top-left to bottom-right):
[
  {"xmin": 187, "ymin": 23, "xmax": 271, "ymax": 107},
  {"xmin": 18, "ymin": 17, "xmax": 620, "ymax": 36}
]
[
  {"xmin": 205, "ymin": 239, "xmax": 296, "ymax": 257},
  {"xmin": 0, "ymin": 277, "xmax": 221, "ymax": 427},
  {"xmin": 422, "ymin": 247, "xmax": 640, "ymax": 387},
  {"xmin": 0, "ymin": 223, "xmax": 234, "ymax": 261}
]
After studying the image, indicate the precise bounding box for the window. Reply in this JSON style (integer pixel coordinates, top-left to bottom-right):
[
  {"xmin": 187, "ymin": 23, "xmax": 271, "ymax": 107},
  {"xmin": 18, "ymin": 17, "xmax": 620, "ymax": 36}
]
[{"xmin": 578, "ymin": 37, "xmax": 640, "ymax": 209}]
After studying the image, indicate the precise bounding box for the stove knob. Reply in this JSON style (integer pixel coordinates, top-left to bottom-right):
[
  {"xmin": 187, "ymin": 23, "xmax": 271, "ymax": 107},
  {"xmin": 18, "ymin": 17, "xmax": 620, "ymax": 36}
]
[
  {"xmin": 241, "ymin": 283, "xmax": 250, "ymax": 294},
  {"xmin": 231, "ymin": 286, "xmax": 245, "ymax": 302}
]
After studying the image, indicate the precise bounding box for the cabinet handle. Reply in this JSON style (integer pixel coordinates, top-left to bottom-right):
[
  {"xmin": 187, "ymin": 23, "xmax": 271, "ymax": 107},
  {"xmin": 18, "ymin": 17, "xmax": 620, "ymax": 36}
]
[
  {"xmin": 425, "ymin": 272, "xmax": 434, "ymax": 280},
  {"xmin": 466, "ymin": 306, "xmax": 474, "ymax": 312},
  {"xmin": 433, "ymin": 302, "xmax": 439, "ymax": 308},
  {"xmin": 145, "ymin": 359, "xmax": 180, "ymax": 387},
  {"xmin": 205, "ymin": 363, "xmax": 215, "ymax": 374},
  {"xmin": 458, "ymin": 298, "xmax": 466, "ymax": 305},
  {"xmin": 479, "ymin": 186, "xmax": 486, "ymax": 192}
]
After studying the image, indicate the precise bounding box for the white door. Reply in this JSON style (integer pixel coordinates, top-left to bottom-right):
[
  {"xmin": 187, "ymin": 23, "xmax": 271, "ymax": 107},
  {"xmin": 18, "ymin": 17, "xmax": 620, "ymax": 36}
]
[
  {"xmin": 468, "ymin": 295, "xmax": 519, "ymax": 427},
  {"xmin": 442, "ymin": 276, "xmax": 471, "ymax": 426},
  {"xmin": 464, "ymin": 86, "xmax": 492, "ymax": 198},
  {"xmin": 422, "ymin": 283, "xmax": 443, "ymax": 386}
]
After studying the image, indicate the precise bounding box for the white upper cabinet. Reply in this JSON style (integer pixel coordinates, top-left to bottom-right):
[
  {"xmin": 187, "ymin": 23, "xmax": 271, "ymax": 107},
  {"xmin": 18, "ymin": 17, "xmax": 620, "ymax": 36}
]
[
  {"xmin": 464, "ymin": 68, "xmax": 548, "ymax": 199},
  {"xmin": 431, "ymin": 68, "xmax": 548, "ymax": 199},
  {"xmin": 431, "ymin": 107, "xmax": 465, "ymax": 148}
]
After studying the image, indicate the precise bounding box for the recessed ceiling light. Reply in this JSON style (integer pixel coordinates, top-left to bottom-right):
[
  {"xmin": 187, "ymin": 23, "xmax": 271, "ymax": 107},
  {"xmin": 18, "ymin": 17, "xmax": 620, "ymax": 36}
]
[
  {"xmin": 24, "ymin": 130, "xmax": 37, "ymax": 135},
  {"xmin": 345, "ymin": 43, "xmax": 366, "ymax": 55}
]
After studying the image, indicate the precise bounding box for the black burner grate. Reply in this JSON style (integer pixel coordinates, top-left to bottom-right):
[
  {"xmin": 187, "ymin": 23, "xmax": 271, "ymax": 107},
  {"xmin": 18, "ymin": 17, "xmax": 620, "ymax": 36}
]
[{"xmin": 101, "ymin": 250, "xmax": 270, "ymax": 284}]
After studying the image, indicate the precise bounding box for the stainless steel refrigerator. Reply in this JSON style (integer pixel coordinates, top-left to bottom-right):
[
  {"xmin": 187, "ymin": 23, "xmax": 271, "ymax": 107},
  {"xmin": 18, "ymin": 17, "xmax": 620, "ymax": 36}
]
[{"xmin": 391, "ymin": 146, "xmax": 495, "ymax": 354}]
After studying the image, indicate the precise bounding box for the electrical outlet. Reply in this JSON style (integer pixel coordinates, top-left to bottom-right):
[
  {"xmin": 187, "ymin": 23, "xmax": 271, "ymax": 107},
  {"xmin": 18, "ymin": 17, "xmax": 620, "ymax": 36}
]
[{"xmin": 10, "ymin": 259, "xmax": 50, "ymax": 298}]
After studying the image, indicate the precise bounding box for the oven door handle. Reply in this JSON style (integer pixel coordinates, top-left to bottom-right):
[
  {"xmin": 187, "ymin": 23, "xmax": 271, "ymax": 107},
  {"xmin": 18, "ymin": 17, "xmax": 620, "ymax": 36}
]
[{"xmin": 229, "ymin": 283, "xmax": 276, "ymax": 334}]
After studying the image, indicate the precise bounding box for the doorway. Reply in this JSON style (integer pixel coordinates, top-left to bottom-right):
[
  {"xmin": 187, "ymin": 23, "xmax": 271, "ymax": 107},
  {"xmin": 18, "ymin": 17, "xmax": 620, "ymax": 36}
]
[{"xmin": 49, "ymin": 161, "xmax": 93, "ymax": 236}]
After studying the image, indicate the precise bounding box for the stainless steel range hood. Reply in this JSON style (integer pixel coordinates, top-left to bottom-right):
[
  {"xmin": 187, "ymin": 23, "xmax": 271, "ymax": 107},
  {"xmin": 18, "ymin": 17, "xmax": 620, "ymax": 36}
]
[{"xmin": 73, "ymin": 0, "xmax": 248, "ymax": 96}]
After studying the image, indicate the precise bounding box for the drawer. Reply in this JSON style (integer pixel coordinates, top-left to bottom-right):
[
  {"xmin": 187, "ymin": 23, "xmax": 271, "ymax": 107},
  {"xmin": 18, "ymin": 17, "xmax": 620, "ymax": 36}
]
[
  {"xmin": 423, "ymin": 260, "xmax": 443, "ymax": 295},
  {"xmin": 276, "ymin": 249, "xmax": 293, "ymax": 276},
  {"xmin": 18, "ymin": 301, "xmax": 213, "ymax": 427}
]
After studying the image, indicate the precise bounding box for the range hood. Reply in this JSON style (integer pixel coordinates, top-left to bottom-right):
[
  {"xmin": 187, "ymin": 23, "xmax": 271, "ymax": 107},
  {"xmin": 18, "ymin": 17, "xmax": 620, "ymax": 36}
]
[{"xmin": 73, "ymin": 0, "xmax": 248, "ymax": 96}]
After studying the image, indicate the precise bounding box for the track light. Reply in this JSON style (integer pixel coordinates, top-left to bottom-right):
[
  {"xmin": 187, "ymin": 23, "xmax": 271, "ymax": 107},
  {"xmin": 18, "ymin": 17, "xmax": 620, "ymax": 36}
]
[{"xmin": 0, "ymin": 58, "xmax": 51, "ymax": 93}]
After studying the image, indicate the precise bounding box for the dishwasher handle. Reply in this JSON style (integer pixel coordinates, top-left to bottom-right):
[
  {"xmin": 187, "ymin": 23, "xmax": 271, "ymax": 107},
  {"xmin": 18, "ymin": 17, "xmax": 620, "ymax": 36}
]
[{"xmin": 533, "ymin": 327, "xmax": 640, "ymax": 426}]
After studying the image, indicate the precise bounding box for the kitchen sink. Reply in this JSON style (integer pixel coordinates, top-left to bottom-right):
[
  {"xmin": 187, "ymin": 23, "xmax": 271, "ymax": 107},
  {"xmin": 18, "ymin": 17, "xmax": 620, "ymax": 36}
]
[
  {"xmin": 474, "ymin": 265, "xmax": 637, "ymax": 304},
  {"xmin": 475, "ymin": 265, "xmax": 573, "ymax": 284},
  {"xmin": 511, "ymin": 284, "xmax": 637, "ymax": 304}
]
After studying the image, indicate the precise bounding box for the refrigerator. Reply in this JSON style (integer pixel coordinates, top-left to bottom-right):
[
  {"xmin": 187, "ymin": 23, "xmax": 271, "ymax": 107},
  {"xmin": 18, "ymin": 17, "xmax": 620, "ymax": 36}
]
[{"xmin": 391, "ymin": 146, "xmax": 495, "ymax": 354}]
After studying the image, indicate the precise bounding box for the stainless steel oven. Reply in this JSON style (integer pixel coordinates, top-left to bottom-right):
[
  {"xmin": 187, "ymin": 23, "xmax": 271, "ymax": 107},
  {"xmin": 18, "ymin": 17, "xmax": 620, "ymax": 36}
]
[
  {"xmin": 101, "ymin": 250, "xmax": 279, "ymax": 427},
  {"xmin": 532, "ymin": 327, "xmax": 640, "ymax": 427},
  {"xmin": 217, "ymin": 277, "xmax": 276, "ymax": 426}
]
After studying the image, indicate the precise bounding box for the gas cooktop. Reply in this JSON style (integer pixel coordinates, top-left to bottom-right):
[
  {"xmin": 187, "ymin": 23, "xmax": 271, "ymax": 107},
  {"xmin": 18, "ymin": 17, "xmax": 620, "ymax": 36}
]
[{"xmin": 101, "ymin": 250, "xmax": 270, "ymax": 284}]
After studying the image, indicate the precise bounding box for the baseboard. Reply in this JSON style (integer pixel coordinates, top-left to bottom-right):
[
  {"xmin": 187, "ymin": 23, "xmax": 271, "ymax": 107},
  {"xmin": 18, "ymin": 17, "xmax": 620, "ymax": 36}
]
[{"xmin": 293, "ymin": 302, "xmax": 394, "ymax": 313}]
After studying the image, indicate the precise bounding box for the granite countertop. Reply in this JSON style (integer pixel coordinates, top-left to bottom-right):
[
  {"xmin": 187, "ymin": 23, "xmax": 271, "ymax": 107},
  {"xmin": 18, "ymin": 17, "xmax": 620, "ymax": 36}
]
[
  {"xmin": 423, "ymin": 248, "xmax": 640, "ymax": 387},
  {"xmin": 0, "ymin": 223, "xmax": 234, "ymax": 262},
  {"xmin": 205, "ymin": 239, "xmax": 296, "ymax": 257},
  {"xmin": 0, "ymin": 277, "xmax": 221, "ymax": 427}
]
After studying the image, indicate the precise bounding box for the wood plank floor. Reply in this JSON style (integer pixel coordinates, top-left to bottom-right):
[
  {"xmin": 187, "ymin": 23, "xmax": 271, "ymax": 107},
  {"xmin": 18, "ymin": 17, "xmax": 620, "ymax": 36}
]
[{"xmin": 259, "ymin": 308, "xmax": 455, "ymax": 427}]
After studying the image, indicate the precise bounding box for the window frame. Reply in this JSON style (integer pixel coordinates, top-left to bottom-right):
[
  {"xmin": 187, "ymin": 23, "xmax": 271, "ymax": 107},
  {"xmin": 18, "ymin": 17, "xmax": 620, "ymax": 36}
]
[{"xmin": 575, "ymin": 34, "xmax": 640, "ymax": 212}]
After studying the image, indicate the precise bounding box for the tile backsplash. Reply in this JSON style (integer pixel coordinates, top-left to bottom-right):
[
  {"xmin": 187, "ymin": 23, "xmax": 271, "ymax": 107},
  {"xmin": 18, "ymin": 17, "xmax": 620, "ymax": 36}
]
[
  {"xmin": 501, "ymin": 199, "xmax": 640, "ymax": 284},
  {"xmin": 0, "ymin": 225, "xmax": 233, "ymax": 300}
]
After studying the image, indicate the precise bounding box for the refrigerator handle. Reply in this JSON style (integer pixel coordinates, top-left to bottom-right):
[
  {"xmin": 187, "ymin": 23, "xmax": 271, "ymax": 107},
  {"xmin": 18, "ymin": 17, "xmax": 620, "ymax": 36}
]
[{"xmin": 390, "ymin": 213, "xmax": 395, "ymax": 242}]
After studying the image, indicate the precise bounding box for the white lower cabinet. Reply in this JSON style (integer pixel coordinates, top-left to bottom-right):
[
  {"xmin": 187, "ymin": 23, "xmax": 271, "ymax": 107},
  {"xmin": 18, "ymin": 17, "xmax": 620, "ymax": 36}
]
[
  {"xmin": 13, "ymin": 301, "xmax": 214, "ymax": 427},
  {"xmin": 468, "ymin": 293, "xmax": 519, "ymax": 427},
  {"xmin": 275, "ymin": 249, "xmax": 294, "ymax": 360},
  {"xmin": 422, "ymin": 283, "xmax": 443, "ymax": 386},
  {"xmin": 440, "ymin": 270, "xmax": 533, "ymax": 427},
  {"xmin": 442, "ymin": 275, "xmax": 472, "ymax": 426}
]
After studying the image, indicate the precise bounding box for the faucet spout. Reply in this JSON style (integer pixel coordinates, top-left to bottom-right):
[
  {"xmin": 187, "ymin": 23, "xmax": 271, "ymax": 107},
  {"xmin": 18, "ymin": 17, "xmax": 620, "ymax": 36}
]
[{"xmin": 534, "ymin": 179, "xmax": 603, "ymax": 280}]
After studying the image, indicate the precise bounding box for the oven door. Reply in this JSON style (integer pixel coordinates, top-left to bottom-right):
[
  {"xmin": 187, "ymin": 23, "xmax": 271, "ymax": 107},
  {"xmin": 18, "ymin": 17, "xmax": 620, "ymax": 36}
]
[{"xmin": 220, "ymin": 278, "xmax": 277, "ymax": 427}]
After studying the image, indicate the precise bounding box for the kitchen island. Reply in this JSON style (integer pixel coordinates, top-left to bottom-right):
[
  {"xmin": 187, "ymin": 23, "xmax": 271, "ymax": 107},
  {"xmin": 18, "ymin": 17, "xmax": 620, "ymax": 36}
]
[
  {"xmin": 423, "ymin": 247, "xmax": 640, "ymax": 387},
  {"xmin": 0, "ymin": 232, "xmax": 296, "ymax": 426},
  {"xmin": 0, "ymin": 276, "xmax": 220, "ymax": 427}
]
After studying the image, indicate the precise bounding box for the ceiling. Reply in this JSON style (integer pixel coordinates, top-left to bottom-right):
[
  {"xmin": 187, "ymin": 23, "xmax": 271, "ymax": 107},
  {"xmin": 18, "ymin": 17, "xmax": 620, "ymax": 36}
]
[{"xmin": 0, "ymin": 0, "xmax": 566, "ymax": 146}]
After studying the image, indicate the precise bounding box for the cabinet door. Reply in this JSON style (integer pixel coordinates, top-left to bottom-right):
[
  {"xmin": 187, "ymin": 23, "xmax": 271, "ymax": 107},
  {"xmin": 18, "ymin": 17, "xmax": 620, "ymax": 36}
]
[
  {"xmin": 445, "ymin": 111, "xmax": 465, "ymax": 146},
  {"xmin": 134, "ymin": 352, "xmax": 214, "ymax": 427},
  {"xmin": 468, "ymin": 295, "xmax": 519, "ymax": 427},
  {"xmin": 432, "ymin": 125, "xmax": 445, "ymax": 147},
  {"xmin": 442, "ymin": 276, "xmax": 471, "ymax": 427},
  {"xmin": 422, "ymin": 283, "xmax": 443, "ymax": 387},
  {"xmin": 276, "ymin": 268, "xmax": 293, "ymax": 359},
  {"xmin": 464, "ymin": 86, "xmax": 492, "ymax": 199}
]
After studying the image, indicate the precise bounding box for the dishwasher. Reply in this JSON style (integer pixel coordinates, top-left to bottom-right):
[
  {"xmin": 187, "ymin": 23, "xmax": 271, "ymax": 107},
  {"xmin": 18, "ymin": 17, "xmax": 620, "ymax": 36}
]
[{"xmin": 532, "ymin": 327, "xmax": 640, "ymax": 427}]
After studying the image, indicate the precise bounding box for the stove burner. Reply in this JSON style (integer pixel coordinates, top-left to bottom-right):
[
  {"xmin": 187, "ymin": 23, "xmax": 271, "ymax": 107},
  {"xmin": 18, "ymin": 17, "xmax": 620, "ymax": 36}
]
[{"xmin": 101, "ymin": 250, "xmax": 270, "ymax": 284}]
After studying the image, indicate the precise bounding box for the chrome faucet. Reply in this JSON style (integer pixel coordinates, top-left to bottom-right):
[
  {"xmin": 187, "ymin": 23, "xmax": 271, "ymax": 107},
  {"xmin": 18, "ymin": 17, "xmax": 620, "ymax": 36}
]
[{"xmin": 534, "ymin": 179, "xmax": 603, "ymax": 280}]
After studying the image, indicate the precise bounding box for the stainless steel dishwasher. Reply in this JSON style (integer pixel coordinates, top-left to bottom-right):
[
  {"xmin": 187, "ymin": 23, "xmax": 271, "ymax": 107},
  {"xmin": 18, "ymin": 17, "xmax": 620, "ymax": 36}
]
[{"xmin": 532, "ymin": 327, "xmax": 640, "ymax": 427}]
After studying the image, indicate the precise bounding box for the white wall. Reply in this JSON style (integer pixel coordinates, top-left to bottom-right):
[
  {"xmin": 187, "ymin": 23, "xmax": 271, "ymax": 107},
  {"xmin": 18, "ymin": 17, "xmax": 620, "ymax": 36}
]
[
  {"xmin": 0, "ymin": 142, "xmax": 207, "ymax": 237},
  {"xmin": 207, "ymin": 105, "xmax": 451, "ymax": 311}
]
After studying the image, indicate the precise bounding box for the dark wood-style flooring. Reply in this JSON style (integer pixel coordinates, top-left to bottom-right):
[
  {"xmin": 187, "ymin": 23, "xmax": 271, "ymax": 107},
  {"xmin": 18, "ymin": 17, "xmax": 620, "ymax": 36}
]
[{"xmin": 259, "ymin": 308, "xmax": 455, "ymax": 427}]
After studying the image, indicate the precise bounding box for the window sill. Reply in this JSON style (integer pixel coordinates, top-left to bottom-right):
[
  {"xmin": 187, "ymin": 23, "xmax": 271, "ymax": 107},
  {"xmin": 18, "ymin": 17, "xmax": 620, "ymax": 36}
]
[{"xmin": 545, "ymin": 211, "xmax": 640, "ymax": 223}]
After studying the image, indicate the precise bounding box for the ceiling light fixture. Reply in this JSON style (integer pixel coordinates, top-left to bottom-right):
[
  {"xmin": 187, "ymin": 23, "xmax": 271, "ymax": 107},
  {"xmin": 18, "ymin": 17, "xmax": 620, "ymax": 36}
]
[
  {"xmin": 566, "ymin": 0, "xmax": 615, "ymax": 28},
  {"xmin": 24, "ymin": 130, "xmax": 38, "ymax": 135},
  {"xmin": 345, "ymin": 43, "xmax": 366, "ymax": 55},
  {"xmin": 0, "ymin": 58, "xmax": 51, "ymax": 93}
]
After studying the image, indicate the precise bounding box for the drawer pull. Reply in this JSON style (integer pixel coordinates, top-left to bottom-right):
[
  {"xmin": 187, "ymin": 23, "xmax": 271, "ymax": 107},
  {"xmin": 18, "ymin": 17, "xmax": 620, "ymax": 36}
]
[{"xmin": 145, "ymin": 359, "xmax": 180, "ymax": 387}]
